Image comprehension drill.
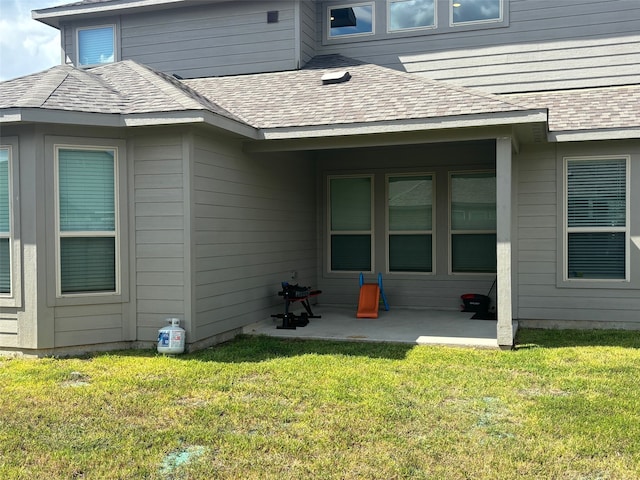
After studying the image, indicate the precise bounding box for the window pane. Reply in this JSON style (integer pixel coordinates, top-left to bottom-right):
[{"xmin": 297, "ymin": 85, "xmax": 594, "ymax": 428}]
[
  {"xmin": 390, "ymin": 0, "xmax": 435, "ymax": 30},
  {"xmin": 330, "ymin": 177, "xmax": 371, "ymax": 231},
  {"xmin": 452, "ymin": 0, "xmax": 501, "ymax": 24},
  {"xmin": 389, "ymin": 175, "xmax": 432, "ymax": 231},
  {"xmin": 390, "ymin": 234, "xmax": 432, "ymax": 272},
  {"xmin": 567, "ymin": 159, "xmax": 626, "ymax": 228},
  {"xmin": 59, "ymin": 149, "xmax": 115, "ymax": 232},
  {"xmin": 452, "ymin": 234, "xmax": 496, "ymax": 273},
  {"xmin": 60, "ymin": 237, "xmax": 115, "ymax": 293},
  {"xmin": 0, "ymin": 148, "xmax": 8, "ymax": 233},
  {"xmin": 0, "ymin": 238, "xmax": 9, "ymax": 293},
  {"xmin": 331, "ymin": 234, "xmax": 371, "ymax": 271},
  {"xmin": 568, "ymin": 233, "xmax": 625, "ymax": 280},
  {"xmin": 330, "ymin": 5, "xmax": 373, "ymax": 36},
  {"xmin": 78, "ymin": 26, "xmax": 114, "ymax": 66},
  {"xmin": 451, "ymin": 172, "xmax": 496, "ymax": 230}
]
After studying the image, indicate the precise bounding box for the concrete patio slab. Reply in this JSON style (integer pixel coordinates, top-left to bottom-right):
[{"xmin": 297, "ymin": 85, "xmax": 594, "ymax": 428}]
[{"xmin": 244, "ymin": 306, "xmax": 517, "ymax": 349}]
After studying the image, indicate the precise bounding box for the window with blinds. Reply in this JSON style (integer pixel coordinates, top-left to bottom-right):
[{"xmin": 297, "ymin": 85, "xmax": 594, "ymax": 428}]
[
  {"xmin": 387, "ymin": 174, "xmax": 434, "ymax": 272},
  {"xmin": 329, "ymin": 176, "xmax": 373, "ymax": 272},
  {"xmin": 0, "ymin": 147, "xmax": 10, "ymax": 294},
  {"xmin": 566, "ymin": 157, "xmax": 628, "ymax": 280},
  {"xmin": 57, "ymin": 148, "xmax": 117, "ymax": 294},
  {"xmin": 450, "ymin": 172, "xmax": 496, "ymax": 273},
  {"xmin": 77, "ymin": 26, "xmax": 115, "ymax": 67}
]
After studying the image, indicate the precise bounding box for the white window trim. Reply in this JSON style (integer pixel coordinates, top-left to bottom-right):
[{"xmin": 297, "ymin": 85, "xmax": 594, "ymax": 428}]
[
  {"xmin": 562, "ymin": 155, "xmax": 630, "ymax": 283},
  {"xmin": 326, "ymin": 2, "xmax": 375, "ymax": 39},
  {"xmin": 385, "ymin": 172, "xmax": 436, "ymax": 275},
  {"xmin": 54, "ymin": 144, "xmax": 121, "ymax": 298},
  {"xmin": 76, "ymin": 24, "xmax": 116, "ymax": 68},
  {"xmin": 387, "ymin": 0, "xmax": 437, "ymax": 33},
  {"xmin": 0, "ymin": 140, "xmax": 22, "ymax": 308},
  {"xmin": 448, "ymin": 169, "xmax": 497, "ymax": 275},
  {"xmin": 450, "ymin": 0, "xmax": 503, "ymax": 27},
  {"xmin": 327, "ymin": 174, "xmax": 374, "ymax": 274}
]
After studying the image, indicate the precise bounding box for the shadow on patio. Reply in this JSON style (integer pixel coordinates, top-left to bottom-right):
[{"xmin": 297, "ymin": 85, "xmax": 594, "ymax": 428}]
[{"xmin": 244, "ymin": 306, "xmax": 517, "ymax": 349}]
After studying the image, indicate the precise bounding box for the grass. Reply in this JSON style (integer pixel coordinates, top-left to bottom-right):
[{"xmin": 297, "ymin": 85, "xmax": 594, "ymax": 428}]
[{"xmin": 1, "ymin": 329, "xmax": 639, "ymax": 479}]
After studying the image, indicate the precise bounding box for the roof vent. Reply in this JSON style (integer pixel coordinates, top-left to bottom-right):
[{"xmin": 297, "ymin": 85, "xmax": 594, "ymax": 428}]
[{"xmin": 321, "ymin": 70, "xmax": 351, "ymax": 85}]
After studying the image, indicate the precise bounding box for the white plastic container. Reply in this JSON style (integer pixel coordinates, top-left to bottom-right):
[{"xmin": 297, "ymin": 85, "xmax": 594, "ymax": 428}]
[{"xmin": 157, "ymin": 318, "xmax": 185, "ymax": 354}]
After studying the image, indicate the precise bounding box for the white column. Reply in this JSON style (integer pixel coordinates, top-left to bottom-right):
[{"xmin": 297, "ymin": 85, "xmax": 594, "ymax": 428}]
[{"xmin": 496, "ymin": 137, "xmax": 514, "ymax": 348}]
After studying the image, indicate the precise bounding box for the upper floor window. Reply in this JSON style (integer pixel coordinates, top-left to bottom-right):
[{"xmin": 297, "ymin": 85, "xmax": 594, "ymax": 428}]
[
  {"xmin": 451, "ymin": 0, "xmax": 502, "ymax": 25},
  {"xmin": 564, "ymin": 157, "xmax": 628, "ymax": 281},
  {"xmin": 328, "ymin": 3, "xmax": 374, "ymax": 38},
  {"xmin": 56, "ymin": 146, "xmax": 119, "ymax": 295},
  {"xmin": 389, "ymin": 0, "xmax": 436, "ymax": 32},
  {"xmin": 77, "ymin": 25, "xmax": 115, "ymax": 67},
  {"xmin": 0, "ymin": 147, "xmax": 10, "ymax": 294}
]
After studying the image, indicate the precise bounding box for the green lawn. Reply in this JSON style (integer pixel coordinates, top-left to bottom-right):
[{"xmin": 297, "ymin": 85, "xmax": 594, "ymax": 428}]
[{"xmin": 1, "ymin": 329, "xmax": 639, "ymax": 479}]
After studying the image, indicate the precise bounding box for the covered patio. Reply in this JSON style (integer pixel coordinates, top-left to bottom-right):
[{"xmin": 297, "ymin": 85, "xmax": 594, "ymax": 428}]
[{"xmin": 244, "ymin": 306, "xmax": 518, "ymax": 349}]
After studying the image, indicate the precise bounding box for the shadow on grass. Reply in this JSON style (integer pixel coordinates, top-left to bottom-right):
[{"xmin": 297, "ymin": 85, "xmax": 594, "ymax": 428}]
[
  {"xmin": 516, "ymin": 328, "xmax": 640, "ymax": 350},
  {"xmin": 178, "ymin": 335, "xmax": 415, "ymax": 363}
]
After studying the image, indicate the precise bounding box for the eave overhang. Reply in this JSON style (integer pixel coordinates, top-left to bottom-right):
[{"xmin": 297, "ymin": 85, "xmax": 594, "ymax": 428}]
[{"xmin": 32, "ymin": 0, "xmax": 218, "ymax": 28}]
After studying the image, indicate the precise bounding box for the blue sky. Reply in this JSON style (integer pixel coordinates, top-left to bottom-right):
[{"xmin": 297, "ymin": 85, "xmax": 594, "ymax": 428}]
[{"xmin": 0, "ymin": 0, "xmax": 62, "ymax": 81}]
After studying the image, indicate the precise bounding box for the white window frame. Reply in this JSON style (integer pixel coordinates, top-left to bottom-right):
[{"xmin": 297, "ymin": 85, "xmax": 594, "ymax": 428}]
[
  {"xmin": 76, "ymin": 24, "xmax": 116, "ymax": 68},
  {"xmin": 54, "ymin": 144, "xmax": 121, "ymax": 298},
  {"xmin": 450, "ymin": 0, "xmax": 503, "ymax": 27},
  {"xmin": 563, "ymin": 155, "xmax": 630, "ymax": 283},
  {"xmin": 327, "ymin": 174, "xmax": 374, "ymax": 274},
  {"xmin": 0, "ymin": 140, "xmax": 22, "ymax": 308},
  {"xmin": 387, "ymin": 0, "xmax": 437, "ymax": 33},
  {"xmin": 326, "ymin": 2, "xmax": 375, "ymax": 39},
  {"xmin": 385, "ymin": 172, "xmax": 435, "ymax": 275},
  {"xmin": 448, "ymin": 170, "xmax": 497, "ymax": 275}
]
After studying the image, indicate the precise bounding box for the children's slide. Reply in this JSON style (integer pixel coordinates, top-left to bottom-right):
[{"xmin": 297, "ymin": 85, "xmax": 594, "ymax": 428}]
[
  {"xmin": 356, "ymin": 284, "xmax": 381, "ymax": 318},
  {"xmin": 356, "ymin": 272, "xmax": 389, "ymax": 318}
]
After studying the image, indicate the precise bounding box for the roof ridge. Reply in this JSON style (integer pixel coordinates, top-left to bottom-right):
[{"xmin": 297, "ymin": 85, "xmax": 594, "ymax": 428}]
[
  {"xmin": 120, "ymin": 60, "xmax": 212, "ymax": 111},
  {"xmin": 14, "ymin": 66, "xmax": 71, "ymax": 108}
]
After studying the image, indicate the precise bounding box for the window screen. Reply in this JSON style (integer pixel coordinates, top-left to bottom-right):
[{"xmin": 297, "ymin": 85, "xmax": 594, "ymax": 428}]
[
  {"xmin": 329, "ymin": 176, "xmax": 372, "ymax": 271},
  {"xmin": 450, "ymin": 172, "xmax": 496, "ymax": 273},
  {"xmin": 0, "ymin": 148, "xmax": 9, "ymax": 294},
  {"xmin": 566, "ymin": 158, "xmax": 627, "ymax": 279},
  {"xmin": 78, "ymin": 26, "xmax": 115, "ymax": 66},
  {"xmin": 58, "ymin": 148, "xmax": 116, "ymax": 294},
  {"xmin": 389, "ymin": 0, "xmax": 435, "ymax": 31},
  {"xmin": 388, "ymin": 175, "xmax": 433, "ymax": 272}
]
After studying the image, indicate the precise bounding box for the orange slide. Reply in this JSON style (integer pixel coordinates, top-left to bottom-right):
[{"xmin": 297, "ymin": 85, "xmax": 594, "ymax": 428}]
[{"xmin": 356, "ymin": 284, "xmax": 381, "ymax": 318}]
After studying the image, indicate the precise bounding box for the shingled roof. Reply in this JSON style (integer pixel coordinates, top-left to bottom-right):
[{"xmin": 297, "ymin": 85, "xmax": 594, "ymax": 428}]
[
  {"xmin": 509, "ymin": 85, "xmax": 640, "ymax": 133},
  {"xmin": 184, "ymin": 55, "xmax": 534, "ymax": 129},
  {"xmin": 3, "ymin": 55, "xmax": 638, "ymax": 141},
  {"xmin": 0, "ymin": 60, "xmax": 240, "ymax": 121}
]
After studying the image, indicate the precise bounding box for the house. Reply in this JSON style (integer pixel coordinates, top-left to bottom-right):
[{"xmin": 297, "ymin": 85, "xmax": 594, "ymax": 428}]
[{"xmin": 1, "ymin": 0, "xmax": 639, "ymax": 355}]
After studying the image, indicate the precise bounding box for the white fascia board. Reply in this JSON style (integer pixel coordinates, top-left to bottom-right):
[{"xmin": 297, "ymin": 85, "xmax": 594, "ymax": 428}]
[
  {"xmin": 32, "ymin": 0, "xmax": 211, "ymax": 27},
  {"xmin": 0, "ymin": 108, "xmax": 122, "ymax": 127},
  {"xmin": 0, "ymin": 108, "xmax": 257, "ymax": 138},
  {"xmin": 123, "ymin": 111, "xmax": 258, "ymax": 138},
  {"xmin": 549, "ymin": 128, "xmax": 640, "ymax": 142},
  {"xmin": 257, "ymin": 109, "xmax": 548, "ymax": 140}
]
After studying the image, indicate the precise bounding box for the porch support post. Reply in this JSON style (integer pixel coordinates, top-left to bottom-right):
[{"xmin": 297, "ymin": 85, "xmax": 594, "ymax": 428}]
[{"xmin": 496, "ymin": 137, "xmax": 514, "ymax": 348}]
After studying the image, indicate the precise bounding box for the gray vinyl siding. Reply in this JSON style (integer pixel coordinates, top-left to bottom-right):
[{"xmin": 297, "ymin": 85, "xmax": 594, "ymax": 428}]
[
  {"xmin": 119, "ymin": 1, "xmax": 298, "ymax": 78},
  {"xmin": 515, "ymin": 141, "xmax": 640, "ymax": 328},
  {"xmin": 315, "ymin": 0, "xmax": 640, "ymax": 93},
  {"xmin": 0, "ymin": 315, "xmax": 18, "ymax": 348},
  {"xmin": 300, "ymin": 0, "xmax": 316, "ymax": 66},
  {"xmin": 317, "ymin": 141, "xmax": 497, "ymax": 310},
  {"xmin": 192, "ymin": 136, "xmax": 317, "ymax": 341},
  {"xmin": 133, "ymin": 134, "xmax": 187, "ymax": 342}
]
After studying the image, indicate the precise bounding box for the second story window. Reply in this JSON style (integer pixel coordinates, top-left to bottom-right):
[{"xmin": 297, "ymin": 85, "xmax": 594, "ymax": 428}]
[
  {"xmin": 452, "ymin": 0, "xmax": 502, "ymax": 25},
  {"xmin": 329, "ymin": 3, "xmax": 374, "ymax": 38},
  {"xmin": 77, "ymin": 25, "xmax": 115, "ymax": 67},
  {"xmin": 389, "ymin": 0, "xmax": 436, "ymax": 32}
]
